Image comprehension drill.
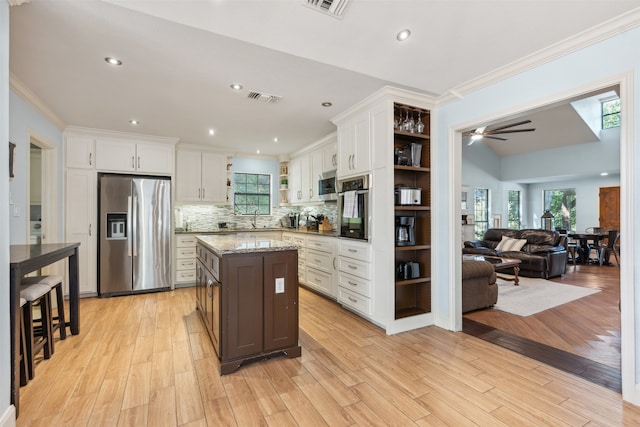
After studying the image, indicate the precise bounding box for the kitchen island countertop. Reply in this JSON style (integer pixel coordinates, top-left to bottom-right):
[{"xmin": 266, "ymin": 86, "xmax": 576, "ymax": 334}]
[{"xmin": 196, "ymin": 234, "xmax": 298, "ymax": 257}]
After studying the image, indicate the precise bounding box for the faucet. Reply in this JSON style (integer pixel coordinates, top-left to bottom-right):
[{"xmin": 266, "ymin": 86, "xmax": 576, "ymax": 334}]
[{"xmin": 252, "ymin": 209, "xmax": 258, "ymax": 228}]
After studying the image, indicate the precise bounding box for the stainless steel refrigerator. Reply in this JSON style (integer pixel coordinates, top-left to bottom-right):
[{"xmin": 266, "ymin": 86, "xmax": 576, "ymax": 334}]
[{"xmin": 98, "ymin": 174, "xmax": 172, "ymax": 296}]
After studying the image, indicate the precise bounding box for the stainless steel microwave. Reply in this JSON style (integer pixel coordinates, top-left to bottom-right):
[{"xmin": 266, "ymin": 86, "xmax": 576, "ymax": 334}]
[{"xmin": 318, "ymin": 170, "xmax": 337, "ymax": 201}]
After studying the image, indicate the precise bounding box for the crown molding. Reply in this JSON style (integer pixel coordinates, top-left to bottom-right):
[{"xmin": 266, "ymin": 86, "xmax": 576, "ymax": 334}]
[
  {"xmin": 9, "ymin": 72, "xmax": 66, "ymax": 130},
  {"xmin": 436, "ymin": 7, "xmax": 640, "ymax": 106},
  {"xmin": 8, "ymin": 0, "xmax": 31, "ymax": 6}
]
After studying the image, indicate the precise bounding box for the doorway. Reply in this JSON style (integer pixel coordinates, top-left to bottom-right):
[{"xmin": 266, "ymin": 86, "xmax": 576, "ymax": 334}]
[{"xmin": 456, "ymin": 84, "xmax": 624, "ymax": 391}]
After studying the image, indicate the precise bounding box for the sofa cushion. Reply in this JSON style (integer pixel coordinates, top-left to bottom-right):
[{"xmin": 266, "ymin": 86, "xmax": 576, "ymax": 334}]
[
  {"xmin": 518, "ymin": 229, "xmax": 560, "ymax": 246},
  {"xmin": 495, "ymin": 236, "xmax": 527, "ymax": 252}
]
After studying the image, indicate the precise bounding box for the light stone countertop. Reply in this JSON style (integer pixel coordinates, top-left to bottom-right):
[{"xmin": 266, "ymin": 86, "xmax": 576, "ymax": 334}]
[{"xmin": 196, "ymin": 234, "xmax": 299, "ymax": 257}]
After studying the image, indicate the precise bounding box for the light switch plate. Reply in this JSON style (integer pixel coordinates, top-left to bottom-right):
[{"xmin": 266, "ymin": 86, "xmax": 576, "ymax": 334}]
[{"xmin": 275, "ymin": 277, "xmax": 285, "ymax": 293}]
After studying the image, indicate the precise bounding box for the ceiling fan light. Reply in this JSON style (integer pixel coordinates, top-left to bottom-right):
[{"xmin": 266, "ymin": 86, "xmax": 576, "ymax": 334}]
[{"xmin": 470, "ymin": 134, "xmax": 483, "ymax": 141}]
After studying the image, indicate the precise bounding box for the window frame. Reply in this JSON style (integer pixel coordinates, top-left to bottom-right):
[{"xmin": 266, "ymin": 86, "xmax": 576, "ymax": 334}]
[
  {"xmin": 233, "ymin": 172, "xmax": 272, "ymax": 216},
  {"xmin": 602, "ymin": 97, "xmax": 621, "ymax": 130},
  {"xmin": 473, "ymin": 188, "xmax": 489, "ymax": 239}
]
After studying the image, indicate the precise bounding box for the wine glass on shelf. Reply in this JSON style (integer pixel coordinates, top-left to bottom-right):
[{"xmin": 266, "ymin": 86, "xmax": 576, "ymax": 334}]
[
  {"xmin": 415, "ymin": 111, "xmax": 425, "ymax": 134},
  {"xmin": 403, "ymin": 109, "xmax": 415, "ymax": 133}
]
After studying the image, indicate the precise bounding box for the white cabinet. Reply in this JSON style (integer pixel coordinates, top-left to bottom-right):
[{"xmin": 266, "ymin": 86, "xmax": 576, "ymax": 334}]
[
  {"xmin": 65, "ymin": 169, "xmax": 97, "ymax": 296},
  {"xmin": 337, "ymin": 239, "xmax": 372, "ymax": 316},
  {"xmin": 290, "ymin": 150, "xmax": 323, "ymax": 204},
  {"xmin": 283, "ymin": 232, "xmax": 306, "ymax": 283},
  {"xmin": 322, "ymin": 139, "xmax": 337, "ymax": 172},
  {"xmin": 65, "ymin": 136, "xmax": 95, "ymax": 169},
  {"xmin": 304, "ymin": 235, "xmax": 337, "ymax": 298},
  {"xmin": 175, "ymin": 234, "xmax": 197, "ymax": 285},
  {"xmin": 336, "ymin": 111, "xmax": 371, "ymax": 178},
  {"xmin": 95, "ymin": 139, "xmax": 174, "ymax": 174},
  {"xmin": 176, "ymin": 150, "xmax": 226, "ymax": 202}
]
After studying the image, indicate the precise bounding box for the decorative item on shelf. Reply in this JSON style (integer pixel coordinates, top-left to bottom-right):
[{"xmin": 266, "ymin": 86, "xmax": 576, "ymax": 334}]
[
  {"xmin": 280, "ymin": 177, "xmax": 288, "ymax": 189},
  {"xmin": 280, "ymin": 164, "xmax": 288, "ymax": 175},
  {"xmin": 226, "ymin": 178, "xmax": 231, "ymax": 187},
  {"xmin": 226, "ymin": 163, "xmax": 232, "ymax": 171},
  {"xmin": 541, "ymin": 210, "xmax": 554, "ymax": 230}
]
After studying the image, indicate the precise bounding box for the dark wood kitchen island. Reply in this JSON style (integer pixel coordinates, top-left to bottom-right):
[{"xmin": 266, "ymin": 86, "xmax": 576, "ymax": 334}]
[{"xmin": 195, "ymin": 234, "xmax": 301, "ymax": 374}]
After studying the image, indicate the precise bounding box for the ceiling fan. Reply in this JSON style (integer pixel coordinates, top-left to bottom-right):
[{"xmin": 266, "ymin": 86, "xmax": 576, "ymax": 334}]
[{"xmin": 464, "ymin": 120, "xmax": 535, "ymax": 145}]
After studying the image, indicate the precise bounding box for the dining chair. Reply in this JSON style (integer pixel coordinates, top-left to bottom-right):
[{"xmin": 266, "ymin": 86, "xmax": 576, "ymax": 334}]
[{"xmin": 597, "ymin": 230, "xmax": 619, "ymax": 266}]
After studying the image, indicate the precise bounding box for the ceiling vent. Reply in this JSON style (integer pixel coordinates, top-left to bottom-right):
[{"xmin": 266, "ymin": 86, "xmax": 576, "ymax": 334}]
[
  {"xmin": 247, "ymin": 91, "xmax": 283, "ymax": 104},
  {"xmin": 304, "ymin": 0, "xmax": 350, "ymax": 19}
]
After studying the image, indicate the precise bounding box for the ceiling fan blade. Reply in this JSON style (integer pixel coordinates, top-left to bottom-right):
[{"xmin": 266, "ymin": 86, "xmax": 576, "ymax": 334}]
[
  {"xmin": 485, "ymin": 128, "xmax": 535, "ymax": 135},
  {"xmin": 486, "ymin": 120, "xmax": 532, "ymax": 133},
  {"xmin": 483, "ymin": 135, "xmax": 508, "ymax": 141}
]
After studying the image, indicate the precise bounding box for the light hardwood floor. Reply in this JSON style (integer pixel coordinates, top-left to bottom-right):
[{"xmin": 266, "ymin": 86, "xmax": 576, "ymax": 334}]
[{"xmin": 17, "ymin": 284, "xmax": 640, "ymax": 426}]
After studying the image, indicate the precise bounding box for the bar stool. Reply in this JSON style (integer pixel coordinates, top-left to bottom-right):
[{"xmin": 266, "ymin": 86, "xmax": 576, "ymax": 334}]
[
  {"xmin": 20, "ymin": 284, "xmax": 53, "ymax": 380},
  {"xmin": 19, "ymin": 297, "xmax": 29, "ymax": 386},
  {"xmin": 22, "ymin": 275, "xmax": 66, "ymax": 341}
]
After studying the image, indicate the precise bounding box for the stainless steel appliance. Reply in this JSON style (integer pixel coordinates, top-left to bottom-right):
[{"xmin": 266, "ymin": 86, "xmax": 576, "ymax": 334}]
[
  {"xmin": 395, "ymin": 216, "xmax": 415, "ymax": 246},
  {"xmin": 98, "ymin": 174, "xmax": 172, "ymax": 296},
  {"xmin": 396, "ymin": 261, "xmax": 420, "ymax": 280},
  {"xmin": 287, "ymin": 212, "xmax": 299, "ymax": 229},
  {"xmin": 318, "ymin": 170, "xmax": 337, "ymax": 201},
  {"xmin": 394, "ymin": 142, "xmax": 422, "ymax": 167},
  {"xmin": 395, "ymin": 186, "xmax": 422, "ymax": 205},
  {"xmin": 337, "ymin": 174, "xmax": 370, "ymax": 241}
]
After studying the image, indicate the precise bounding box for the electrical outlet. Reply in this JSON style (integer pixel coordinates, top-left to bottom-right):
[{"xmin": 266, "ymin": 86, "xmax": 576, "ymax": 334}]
[
  {"xmin": 275, "ymin": 277, "xmax": 285, "ymax": 294},
  {"xmin": 13, "ymin": 206, "xmax": 20, "ymax": 217}
]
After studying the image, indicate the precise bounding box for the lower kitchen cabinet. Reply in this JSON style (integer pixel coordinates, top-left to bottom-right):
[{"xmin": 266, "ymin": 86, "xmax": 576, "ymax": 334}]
[
  {"xmin": 175, "ymin": 234, "xmax": 197, "ymax": 286},
  {"xmin": 196, "ymin": 241, "xmax": 301, "ymax": 374}
]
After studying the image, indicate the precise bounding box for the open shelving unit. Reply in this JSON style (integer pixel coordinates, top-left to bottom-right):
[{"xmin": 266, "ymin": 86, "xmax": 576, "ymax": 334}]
[{"xmin": 393, "ymin": 103, "xmax": 431, "ymax": 320}]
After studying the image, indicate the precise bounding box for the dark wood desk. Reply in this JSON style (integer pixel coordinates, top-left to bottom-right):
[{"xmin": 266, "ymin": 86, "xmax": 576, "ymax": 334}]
[
  {"xmin": 568, "ymin": 233, "xmax": 606, "ymax": 264},
  {"xmin": 9, "ymin": 242, "xmax": 80, "ymax": 417}
]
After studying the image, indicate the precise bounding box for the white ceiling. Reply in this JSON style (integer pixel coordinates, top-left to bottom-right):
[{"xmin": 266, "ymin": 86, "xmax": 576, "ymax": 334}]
[{"xmin": 9, "ymin": 0, "xmax": 640, "ymax": 157}]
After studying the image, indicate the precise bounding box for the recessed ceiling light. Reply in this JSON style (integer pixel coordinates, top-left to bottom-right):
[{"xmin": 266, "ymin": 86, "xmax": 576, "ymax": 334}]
[
  {"xmin": 601, "ymin": 172, "xmax": 609, "ymax": 176},
  {"xmin": 396, "ymin": 29, "xmax": 411, "ymax": 42},
  {"xmin": 256, "ymin": 150, "xmax": 261, "ymax": 154},
  {"xmin": 105, "ymin": 57, "xmax": 123, "ymax": 66},
  {"xmin": 230, "ymin": 83, "xmax": 243, "ymax": 91},
  {"xmin": 208, "ymin": 129, "xmax": 215, "ymax": 136},
  {"xmin": 321, "ymin": 102, "xmax": 333, "ymax": 107},
  {"xmin": 273, "ymin": 137, "xmax": 279, "ymax": 142},
  {"xmin": 129, "ymin": 119, "xmax": 139, "ymax": 125}
]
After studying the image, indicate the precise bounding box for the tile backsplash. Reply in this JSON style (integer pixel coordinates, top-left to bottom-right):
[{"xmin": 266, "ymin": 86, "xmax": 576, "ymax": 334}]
[{"xmin": 176, "ymin": 203, "xmax": 337, "ymax": 231}]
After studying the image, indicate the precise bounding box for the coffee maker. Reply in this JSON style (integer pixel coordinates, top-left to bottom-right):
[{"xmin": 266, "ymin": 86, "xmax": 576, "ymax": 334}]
[
  {"xmin": 395, "ymin": 216, "xmax": 415, "ymax": 246},
  {"xmin": 288, "ymin": 212, "xmax": 299, "ymax": 229}
]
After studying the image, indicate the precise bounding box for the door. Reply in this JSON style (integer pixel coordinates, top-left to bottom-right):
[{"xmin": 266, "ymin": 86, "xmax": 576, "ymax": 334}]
[
  {"xmin": 99, "ymin": 175, "xmax": 133, "ymax": 294},
  {"xmin": 599, "ymin": 186, "xmax": 620, "ymax": 232},
  {"xmin": 132, "ymin": 177, "xmax": 171, "ymax": 291}
]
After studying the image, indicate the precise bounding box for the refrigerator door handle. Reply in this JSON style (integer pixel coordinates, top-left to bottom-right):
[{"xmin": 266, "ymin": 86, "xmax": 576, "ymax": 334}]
[
  {"xmin": 132, "ymin": 196, "xmax": 138, "ymax": 257},
  {"xmin": 127, "ymin": 196, "xmax": 133, "ymax": 256}
]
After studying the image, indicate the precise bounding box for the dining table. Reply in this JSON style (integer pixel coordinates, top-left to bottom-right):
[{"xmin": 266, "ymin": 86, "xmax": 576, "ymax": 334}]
[
  {"xmin": 9, "ymin": 242, "xmax": 80, "ymax": 417},
  {"xmin": 567, "ymin": 233, "xmax": 607, "ymax": 264}
]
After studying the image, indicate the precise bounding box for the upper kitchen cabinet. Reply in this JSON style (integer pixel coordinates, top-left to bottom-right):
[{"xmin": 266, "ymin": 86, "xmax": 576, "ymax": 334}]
[
  {"xmin": 321, "ymin": 134, "xmax": 337, "ymax": 173},
  {"xmin": 176, "ymin": 148, "xmax": 227, "ymax": 203},
  {"xmin": 65, "ymin": 135, "xmax": 95, "ymax": 169},
  {"xmin": 95, "ymin": 138, "xmax": 175, "ymax": 175},
  {"xmin": 334, "ymin": 110, "xmax": 371, "ymax": 178}
]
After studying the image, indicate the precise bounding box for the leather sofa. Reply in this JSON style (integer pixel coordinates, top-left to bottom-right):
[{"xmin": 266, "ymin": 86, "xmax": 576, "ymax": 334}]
[
  {"xmin": 462, "ymin": 260, "xmax": 498, "ymax": 313},
  {"xmin": 463, "ymin": 228, "xmax": 567, "ymax": 279}
]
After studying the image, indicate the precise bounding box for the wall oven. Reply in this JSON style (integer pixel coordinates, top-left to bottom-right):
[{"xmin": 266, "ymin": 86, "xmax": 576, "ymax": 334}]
[
  {"xmin": 318, "ymin": 170, "xmax": 337, "ymax": 201},
  {"xmin": 337, "ymin": 174, "xmax": 370, "ymax": 241}
]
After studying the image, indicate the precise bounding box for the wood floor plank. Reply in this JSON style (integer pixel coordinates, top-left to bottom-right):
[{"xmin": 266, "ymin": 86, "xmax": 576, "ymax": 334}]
[{"xmin": 15, "ymin": 285, "xmax": 640, "ymax": 427}]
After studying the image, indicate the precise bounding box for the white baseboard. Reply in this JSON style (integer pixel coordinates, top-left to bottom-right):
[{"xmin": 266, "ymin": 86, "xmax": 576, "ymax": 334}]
[{"xmin": 0, "ymin": 405, "xmax": 16, "ymax": 427}]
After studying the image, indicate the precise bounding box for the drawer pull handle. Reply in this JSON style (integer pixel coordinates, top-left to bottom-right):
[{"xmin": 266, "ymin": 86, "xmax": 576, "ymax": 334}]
[
  {"xmin": 348, "ymin": 265, "xmax": 357, "ymax": 269},
  {"xmin": 348, "ymin": 281, "xmax": 357, "ymax": 286},
  {"xmin": 348, "ymin": 248, "xmax": 357, "ymax": 252},
  {"xmin": 315, "ymin": 259, "xmax": 322, "ymax": 263},
  {"xmin": 348, "ymin": 297, "xmax": 357, "ymax": 303}
]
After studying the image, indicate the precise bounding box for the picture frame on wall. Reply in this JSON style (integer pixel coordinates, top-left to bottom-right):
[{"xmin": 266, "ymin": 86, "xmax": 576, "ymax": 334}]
[{"xmin": 9, "ymin": 142, "xmax": 15, "ymax": 178}]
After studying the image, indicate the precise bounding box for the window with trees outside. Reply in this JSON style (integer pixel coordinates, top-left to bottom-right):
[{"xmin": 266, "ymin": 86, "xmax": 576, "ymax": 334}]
[
  {"xmin": 507, "ymin": 190, "xmax": 521, "ymax": 229},
  {"xmin": 233, "ymin": 173, "xmax": 271, "ymax": 215},
  {"xmin": 474, "ymin": 188, "xmax": 489, "ymax": 239},
  {"xmin": 543, "ymin": 188, "xmax": 576, "ymax": 232},
  {"xmin": 602, "ymin": 98, "xmax": 621, "ymax": 129}
]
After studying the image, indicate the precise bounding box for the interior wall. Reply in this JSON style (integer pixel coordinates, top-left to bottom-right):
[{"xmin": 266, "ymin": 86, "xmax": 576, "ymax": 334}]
[
  {"xmin": 8, "ymin": 90, "xmax": 62, "ymax": 245},
  {"xmin": 0, "ymin": 0, "xmax": 12, "ymax": 420},
  {"xmin": 527, "ymin": 174, "xmax": 621, "ymax": 232},
  {"xmin": 434, "ymin": 26, "xmax": 640, "ymax": 404}
]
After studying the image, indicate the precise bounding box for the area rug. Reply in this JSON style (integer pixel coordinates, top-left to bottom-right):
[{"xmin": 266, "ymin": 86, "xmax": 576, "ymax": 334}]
[{"xmin": 493, "ymin": 276, "xmax": 600, "ymax": 317}]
